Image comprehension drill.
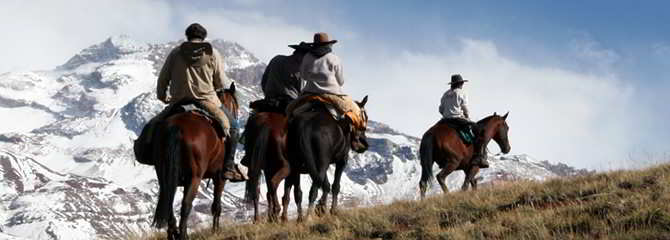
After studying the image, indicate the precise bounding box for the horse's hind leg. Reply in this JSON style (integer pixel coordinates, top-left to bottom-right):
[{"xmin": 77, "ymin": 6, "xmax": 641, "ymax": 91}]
[
  {"xmin": 281, "ymin": 173, "xmax": 293, "ymax": 223},
  {"xmin": 167, "ymin": 215, "xmax": 178, "ymax": 240},
  {"xmin": 211, "ymin": 177, "xmax": 226, "ymax": 231},
  {"xmin": 290, "ymin": 171, "xmax": 304, "ymax": 222},
  {"xmin": 179, "ymin": 176, "xmax": 201, "ymax": 240},
  {"xmin": 436, "ymin": 163, "xmax": 458, "ymax": 194},
  {"xmin": 306, "ymin": 177, "xmax": 320, "ymax": 219},
  {"xmin": 330, "ymin": 161, "xmax": 345, "ymax": 215},
  {"xmin": 268, "ymin": 165, "xmax": 290, "ymax": 222},
  {"xmin": 316, "ymin": 173, "xmax": 331, "ymax": 216}
]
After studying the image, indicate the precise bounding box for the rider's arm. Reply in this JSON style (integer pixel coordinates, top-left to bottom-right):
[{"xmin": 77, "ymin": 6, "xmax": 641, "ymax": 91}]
[
  {"xmin": 261, "ymin": 57, "xmax": 273, "ymax": 95},
  {"xmin": 460, "ymin": 92, "xmax": 471, "ymax": 120},
  {"xmin": 299, "ymin": 55, "xmax": 313, "ymax": 83},
  {"xmin": 333, "ymin": 55, "xmax": 344, "ymax": 86},
  {"xmin": 212, "ymin": 49, "xmax": 228, "ymax": 91},
  {"xmin": 156, "ymin": 49, "xmax": 175, "ymax": 103},
  {"xmin": 438, "ymin": 92, "xmax": 446, "ymax": 115}
]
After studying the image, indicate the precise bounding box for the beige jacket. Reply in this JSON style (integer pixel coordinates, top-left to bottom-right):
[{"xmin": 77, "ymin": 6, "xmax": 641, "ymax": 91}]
[
  {"xmin": 300, "ymin": 52, "xmax": 344, "ymax": 95},
  {"xmin": 157, "ymin": 42, "xmax": 229, "ymax": 106}
]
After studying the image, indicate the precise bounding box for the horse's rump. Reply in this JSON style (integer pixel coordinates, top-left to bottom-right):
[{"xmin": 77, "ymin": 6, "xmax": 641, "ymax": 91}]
[
  {"xmin": 290, "ymin": 95, "xmax": 365, "ymax": 130},
  {"xmin": 249, "ymin": 98, "xmax": 291, "ymax": 114},
  {"xmin": 134, "ymin": 100, "xmax": 229, "ymax": 165}
]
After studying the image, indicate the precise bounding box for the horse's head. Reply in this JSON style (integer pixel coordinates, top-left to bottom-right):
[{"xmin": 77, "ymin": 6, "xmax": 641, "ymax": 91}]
[
  {"xmin": 350, "ymin": 95, "xmax": 369, "ymax": 153},
  {"xmin": 485, "ymin": 112, "xmax": 511, "ymax": 154},
  {"xmin": 217, "ymin": 82, "xmax": 240, "ymax": 120}
]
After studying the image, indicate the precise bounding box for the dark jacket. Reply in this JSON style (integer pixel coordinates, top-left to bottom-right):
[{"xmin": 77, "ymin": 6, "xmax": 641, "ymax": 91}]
[{"xmin": 261, "ymin": 55, "xmax": 303, "ymax": 100}]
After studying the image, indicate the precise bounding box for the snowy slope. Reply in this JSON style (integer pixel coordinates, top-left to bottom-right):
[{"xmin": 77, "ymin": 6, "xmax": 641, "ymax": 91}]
[{"xmin": 0, "ymin": 36, "xmax": 589, "ymax": 240}]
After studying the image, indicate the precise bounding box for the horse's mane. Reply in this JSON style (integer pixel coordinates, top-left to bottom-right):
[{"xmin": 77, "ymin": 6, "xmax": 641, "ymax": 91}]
[{"xmin": 476, "ymin": 115, "xmax": 498, "ymax": 127}]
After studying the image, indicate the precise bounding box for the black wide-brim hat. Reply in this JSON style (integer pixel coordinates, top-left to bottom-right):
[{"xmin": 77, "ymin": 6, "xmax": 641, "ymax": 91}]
[
  {"xmin": 312, "ymin": 32, "xmax": 338, "ymax": 46},
  {"xmin": 449, "ymin": 74, "xmax": 469, "ymax": 84},
  {"xmin": 288, "ymin": 41, "xmax": 312, "ymax": 51}
]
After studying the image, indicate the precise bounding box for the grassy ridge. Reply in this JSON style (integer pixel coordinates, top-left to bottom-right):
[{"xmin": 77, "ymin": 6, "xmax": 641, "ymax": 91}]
[{"xmin": 139, "ymin": 164, "xmax": 670, "ymax": 240}]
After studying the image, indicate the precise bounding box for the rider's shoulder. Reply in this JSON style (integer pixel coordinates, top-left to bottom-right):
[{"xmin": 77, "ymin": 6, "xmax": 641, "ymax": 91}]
[{"xmin": 269, "ymin": 54, "xmax": 290, "ymax": 64}]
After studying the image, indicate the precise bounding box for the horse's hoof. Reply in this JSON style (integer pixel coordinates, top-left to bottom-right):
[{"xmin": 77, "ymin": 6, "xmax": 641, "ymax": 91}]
[
  {"xmin": 315, "ymin": 205, "xmax": 327, "ymax": 216},
  {"xmin": 330, "ymin": 208, "xmax": 340, "ymax": 216}
]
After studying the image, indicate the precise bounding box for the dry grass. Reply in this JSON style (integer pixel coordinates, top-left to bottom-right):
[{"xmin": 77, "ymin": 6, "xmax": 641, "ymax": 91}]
[{"xmin": 137, "ymin": 164, "xmax": 670, "ymax": 240}]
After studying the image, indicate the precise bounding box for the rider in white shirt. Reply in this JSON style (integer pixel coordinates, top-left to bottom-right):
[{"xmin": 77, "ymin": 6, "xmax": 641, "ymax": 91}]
[{"xmin": 439, "ymin": 74, "xmax": 489, "ymax": 168}]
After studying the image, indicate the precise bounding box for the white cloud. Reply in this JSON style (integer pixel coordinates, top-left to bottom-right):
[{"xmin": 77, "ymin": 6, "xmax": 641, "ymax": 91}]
[
  {"xmin": 343, "ymin": 39, "xmax": 639, "ymax": 170},
  {"xmin": 570, "ymin": 34, "xmax": 621, "ymax": 74}
]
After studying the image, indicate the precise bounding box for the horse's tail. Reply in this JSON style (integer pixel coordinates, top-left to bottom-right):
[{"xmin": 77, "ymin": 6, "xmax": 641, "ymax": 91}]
[
  {"xmin": 152, "ymin": 126, "xmax": 182, "ymax": 228},
  {"xmin": 300, "ymin": 128, "xmax": 322, "ymax": 187},
  {"xmin": 244, "ymin": 127, "xmax": 270, "ymax": 205},
  {"xmin": 419, "ymin": 130, "xmax": 435, "ymax": 192}
]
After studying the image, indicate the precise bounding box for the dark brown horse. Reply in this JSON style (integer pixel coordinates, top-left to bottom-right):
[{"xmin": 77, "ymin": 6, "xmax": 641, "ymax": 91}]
[
  {"xmin": 243, "ymin": 111, "xmax": 292, "ymax": 223},
  {"xmin": 285, "ymin": 96, "xmax": 369, "ymax": 222},
  {"xmin": 151, "ymin": 83, "xmax": 239, "ymax": 240},
  {"xmin": 419, "ymin": 112, "xmax": 511, "ymax": 199}
]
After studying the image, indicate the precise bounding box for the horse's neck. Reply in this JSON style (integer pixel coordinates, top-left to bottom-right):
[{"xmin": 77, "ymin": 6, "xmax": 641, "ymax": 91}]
[{"xmin": 481, "ymin": 120, "xmax": 500, "ymax": 143}]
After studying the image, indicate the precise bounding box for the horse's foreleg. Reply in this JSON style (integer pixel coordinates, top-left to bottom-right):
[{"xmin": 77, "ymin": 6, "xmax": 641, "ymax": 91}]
[
  {"xmin": 461, "ymin": 166, "xmax": 480, "ymax": 191},
  {"xmin": 179, "ymin": 176, "xmax": 201, "ymax": 240},
  {"xmin": 211, "ymin": 177, "xmax": 226, "ymax": 232},
  {"xmin": 269, "ymin": 165, "xmax": 290, "ymax": 222},
  {"xmin": 330, "ymin": 161, "xmax": 345, "ymax": 215}
]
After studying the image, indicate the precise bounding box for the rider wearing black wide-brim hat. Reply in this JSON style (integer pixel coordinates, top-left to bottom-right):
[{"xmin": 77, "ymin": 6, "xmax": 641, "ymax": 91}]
[
  {"xmin": 439, "ymin": 74, "xmax": 489, "ymax": 168},
  {"xmin": 260, "ymin": 41, "xmax": 312, "ymax": 111}
]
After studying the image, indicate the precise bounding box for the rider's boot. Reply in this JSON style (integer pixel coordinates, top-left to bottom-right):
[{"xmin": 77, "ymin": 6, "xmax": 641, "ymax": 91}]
[
  {"xmin": 220, "ymin": 127, "xmax": 247, "ymax": 182},
  {"xmin": 470, "ymin": 124, "xmax": 489, "ymax": 168}
]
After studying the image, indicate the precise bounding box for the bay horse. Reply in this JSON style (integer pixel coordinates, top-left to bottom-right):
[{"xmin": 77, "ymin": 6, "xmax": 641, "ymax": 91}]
[
  {"xmin": 419, "ymin": 112, "xmax": 511, "ymax": 200},
  {"xmin": 285, "ymin": 96, "xmax": 369, "ymax": 222},
  {"xmin": 243, "ymin": 110, "xmax": 291, "ymax": 223},
  {"xmin": 151, "ymin": 83, "xmax": 239, "ymax": 240}
]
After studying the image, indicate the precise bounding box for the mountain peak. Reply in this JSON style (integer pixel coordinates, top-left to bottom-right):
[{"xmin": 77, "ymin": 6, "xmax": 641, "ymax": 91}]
[{"xmin": 59, "ymin": 35, "xmax": 147, "ymax": 70}]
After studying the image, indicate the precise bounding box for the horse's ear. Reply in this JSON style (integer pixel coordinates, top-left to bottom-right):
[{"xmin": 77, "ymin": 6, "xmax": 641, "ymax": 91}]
[
  {"xmin": 360, "ymin": 95, "xmax": 368, "ymax": 107},
  {"xmin": 503, "ymin": 111, "xmax": 509, "ymax": 120},
  {"xmin": 229, "ymin": 82, "xmax": 236, "ymax": 92}
]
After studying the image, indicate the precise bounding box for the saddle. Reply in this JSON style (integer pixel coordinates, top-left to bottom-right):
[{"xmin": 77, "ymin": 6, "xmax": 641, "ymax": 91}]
[
  {"xmin": 249, "ymin": 97, "xmax": 292, "ymax": 114},
  {"xmin": 133, "ymin": 100, "xmax": 230, "ymax": 166},
  {"xmin": 291, "ymin": 95, "xmax": 365, "ymax": 130},
  {"xmin": 169, "ymin": 100, "xmax": 228, "ymax": 138},
  {"xmin": 438, "ymin": 118, "xmax": 477, "ymax": 145}
]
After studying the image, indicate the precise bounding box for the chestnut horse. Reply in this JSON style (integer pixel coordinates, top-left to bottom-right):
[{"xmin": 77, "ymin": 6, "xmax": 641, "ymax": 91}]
[
  {"xmin": 151, "ymin": 83, "xmax": 239, "ymax": 240},
  {"xmin": 243, "ymin": 111, "xmax": 291, "ymax": 223},
  {"xmin": 419, "ymin": 112, "xmax": 511, "ymax": 199},
  {"xmin": 285, "ymin": 96, "xmax": 369, "ymax": 221}
]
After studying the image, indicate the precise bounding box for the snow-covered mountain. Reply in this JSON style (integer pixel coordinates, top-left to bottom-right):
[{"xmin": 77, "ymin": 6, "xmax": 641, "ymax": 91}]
[{"xmin": 0, "ymin": 36, "xmax": 590, "ymax": 240}]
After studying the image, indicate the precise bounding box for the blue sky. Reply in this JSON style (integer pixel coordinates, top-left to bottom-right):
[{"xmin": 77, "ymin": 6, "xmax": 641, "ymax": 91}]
[{"xmin": 0, "ymin": 0, "xmax": 668, "ymax": 170}]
